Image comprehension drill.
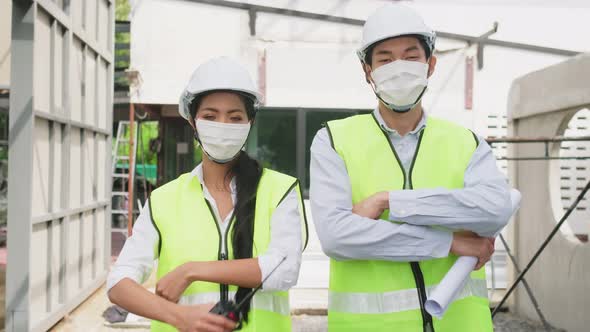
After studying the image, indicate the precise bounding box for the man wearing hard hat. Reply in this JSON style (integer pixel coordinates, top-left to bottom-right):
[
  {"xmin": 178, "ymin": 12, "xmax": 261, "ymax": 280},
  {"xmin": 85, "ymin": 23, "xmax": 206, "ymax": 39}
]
[{"xmin": 310, "ymin": 4, "xmax": 513, "ymax": 332}]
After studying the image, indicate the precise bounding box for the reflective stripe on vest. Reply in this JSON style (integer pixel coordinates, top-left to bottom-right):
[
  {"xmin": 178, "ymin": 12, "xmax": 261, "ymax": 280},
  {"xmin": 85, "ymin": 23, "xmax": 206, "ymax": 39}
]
[
  {"xmin": 179, "ymin": 291, "xmax": 291, "ymax": 316},
  {"xmin": 329, "ymin": 278, "xmax": 487, "ymax": 314}
]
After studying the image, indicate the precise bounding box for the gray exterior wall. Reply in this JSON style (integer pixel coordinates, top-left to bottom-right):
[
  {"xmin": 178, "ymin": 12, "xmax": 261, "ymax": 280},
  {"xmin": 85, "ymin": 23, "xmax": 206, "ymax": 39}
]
[{"xmin": 6, "ymin": 1, "xmax": 113, "ymax": 330}]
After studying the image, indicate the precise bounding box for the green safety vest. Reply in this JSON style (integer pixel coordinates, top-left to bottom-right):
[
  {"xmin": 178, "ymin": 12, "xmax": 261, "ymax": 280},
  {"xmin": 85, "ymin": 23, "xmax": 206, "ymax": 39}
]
[
  {"xmin": 324, "ymin": 113, "xmax": 492, "ymax": 332},
  {"xmin": 149, "ymin": 168, "xmax": 308, "ymax": 332}
]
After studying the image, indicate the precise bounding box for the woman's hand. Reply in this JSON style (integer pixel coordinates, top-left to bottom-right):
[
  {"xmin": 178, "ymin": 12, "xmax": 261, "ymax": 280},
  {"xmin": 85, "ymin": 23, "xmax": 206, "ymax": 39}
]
[
  {"xmin": 156, "ymin": 263, "xmax": 194, "ymax": 303},
  {"xmin": 173, "ymin": 303, "xmax": 237, "ymax": 332}
]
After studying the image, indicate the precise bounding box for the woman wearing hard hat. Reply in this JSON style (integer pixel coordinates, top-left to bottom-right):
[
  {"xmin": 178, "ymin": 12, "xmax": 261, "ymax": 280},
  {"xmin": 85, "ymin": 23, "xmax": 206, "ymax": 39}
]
[
  {"xmin": 107, "ymin": 57, "xmax": 308, "ymax": 332},
  {"xmin": 310, "ymin": 4, "xmax": 513, "ymax": 332}
]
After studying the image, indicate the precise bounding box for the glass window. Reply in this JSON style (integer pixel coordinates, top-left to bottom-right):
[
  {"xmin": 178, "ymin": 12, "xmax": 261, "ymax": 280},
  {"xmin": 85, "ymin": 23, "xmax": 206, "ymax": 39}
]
[
  {"xmin": 162, "ymin": 118, "xmax": 196, "ymax": 184},
  {"xmin": 249, "ymin": 108, "xmax": 371, "ymax": 197},
  {"xmin": 304, "ymin": 110, "xmax": 369, "ymax": 194},
  {"xmin": 250, "ymin": 109, "xmax": 297, "ymax": 178}
]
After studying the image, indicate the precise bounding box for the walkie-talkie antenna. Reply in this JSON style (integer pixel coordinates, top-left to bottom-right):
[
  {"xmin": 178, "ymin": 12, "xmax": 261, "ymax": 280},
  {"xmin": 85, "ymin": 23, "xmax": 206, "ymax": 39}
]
[{"xmin": 233, "ymin": 255, "xmax": 287, "ymax": 311}]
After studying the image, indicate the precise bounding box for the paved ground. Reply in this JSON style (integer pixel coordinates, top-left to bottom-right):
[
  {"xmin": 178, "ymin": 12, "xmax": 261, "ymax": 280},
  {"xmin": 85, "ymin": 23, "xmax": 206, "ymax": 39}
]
[{"xmin": 494, "ymin": 312, "xmax": 566, "ymax": 332}]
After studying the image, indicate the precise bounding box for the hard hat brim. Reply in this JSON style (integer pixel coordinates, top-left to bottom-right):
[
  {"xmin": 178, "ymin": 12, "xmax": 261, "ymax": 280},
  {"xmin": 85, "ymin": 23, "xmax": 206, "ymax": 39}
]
[
  {"xmin": 178, "ymin": 88, "xmax": 261, "ymax": 121},
  {"xmin": 357, "ymin": 32, "xmax": 436, "ymax": 63}
]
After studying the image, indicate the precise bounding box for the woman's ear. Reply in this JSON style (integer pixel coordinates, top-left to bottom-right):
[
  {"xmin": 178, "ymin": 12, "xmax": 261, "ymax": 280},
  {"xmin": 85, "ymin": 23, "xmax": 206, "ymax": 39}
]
[
  {"xmin": 362, "ymin": 62, "xmax": 373, "ymax": 84},
  {"xmin": 188, "ymin": 115, "xmax": 197, "ymax": 131}
]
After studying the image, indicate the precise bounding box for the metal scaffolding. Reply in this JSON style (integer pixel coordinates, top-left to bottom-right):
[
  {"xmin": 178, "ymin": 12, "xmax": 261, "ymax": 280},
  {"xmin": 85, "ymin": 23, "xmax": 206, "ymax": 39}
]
[{"xmin": 186, "ymin": 0, "xmax": 582, "ymax": 59}]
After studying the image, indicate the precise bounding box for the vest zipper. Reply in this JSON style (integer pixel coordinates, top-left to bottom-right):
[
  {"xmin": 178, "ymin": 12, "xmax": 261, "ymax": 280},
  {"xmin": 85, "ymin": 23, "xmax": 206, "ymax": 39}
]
[
  {"xmin": 408, "ymin": 129, "xmax": 434, "ymax": 332},
  {"xmin": 220, "ymin": 252, "xmax": 229, "ymax": 303},
  {"xmin": 410, "ymin": 261, "xmax": 434, "ymax": 332},
  {"xmin": 222, "ymin": 211, "xmax": 237, "ymax": 303},
  {"xmin": 204, "ymin": 199, "xmax": 229, "ymax": 303},
  {"xmin": 372, "ymin": 114, "xmax": 434, "ymax": 332}
]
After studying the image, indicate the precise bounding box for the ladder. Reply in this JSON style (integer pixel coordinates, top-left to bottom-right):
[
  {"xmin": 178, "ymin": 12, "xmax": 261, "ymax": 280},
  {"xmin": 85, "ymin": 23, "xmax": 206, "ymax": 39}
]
[{"xmin": 111, "ymin": 121, "xmax": 139, "ymax": 236}]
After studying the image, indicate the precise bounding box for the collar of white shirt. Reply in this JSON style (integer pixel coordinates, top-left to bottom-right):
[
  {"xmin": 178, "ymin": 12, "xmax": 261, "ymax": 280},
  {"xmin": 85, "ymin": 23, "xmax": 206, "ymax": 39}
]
[
  {"xmin": 373, "ymin": 108, "xmax": 427, "ymax": 137},
  {"xmin": 190, "ymin": 163, "xmax": 237, "ymax": 192},
  {"xmin": 190, "ymin": 163, "xmax": 237, "ymax": 224}
]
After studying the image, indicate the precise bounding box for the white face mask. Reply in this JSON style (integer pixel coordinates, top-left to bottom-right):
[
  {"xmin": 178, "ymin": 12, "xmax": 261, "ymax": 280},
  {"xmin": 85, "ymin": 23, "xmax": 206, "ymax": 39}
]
[
  {"xmin": 195, "ymin": 119, "xmax": 251, "ymax": 163},
  {"xmin": 370, "ymin": 60, "xmax": 429, "ymax": 113}
]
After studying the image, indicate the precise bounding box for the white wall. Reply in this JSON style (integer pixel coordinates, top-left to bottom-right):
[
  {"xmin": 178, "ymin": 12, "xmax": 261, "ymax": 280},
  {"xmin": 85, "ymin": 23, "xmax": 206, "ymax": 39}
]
[
  {"xmin": 129, "ymin": 0, "xmax": 251, "ymax": 105},
  {"xmin": 130, "ymin": 0, "xmax": 589, "ymax": 128}
]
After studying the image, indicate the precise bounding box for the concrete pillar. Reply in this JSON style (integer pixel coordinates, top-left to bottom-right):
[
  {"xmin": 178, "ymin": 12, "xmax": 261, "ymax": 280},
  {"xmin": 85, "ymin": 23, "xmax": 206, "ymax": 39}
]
[{"xmin": 507, "ymin": 53, "xmax": 590, "ymax": 332}]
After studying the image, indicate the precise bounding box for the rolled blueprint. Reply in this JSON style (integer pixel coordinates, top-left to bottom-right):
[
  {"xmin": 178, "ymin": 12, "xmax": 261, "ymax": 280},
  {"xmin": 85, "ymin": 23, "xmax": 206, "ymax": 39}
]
[
  {"xmin": 425, "ymin": 256, "xmax": 477, "ymax": 318},
  {"xmin": 425, "ymin": 189, "xmax": 522, "ymax": 318}
]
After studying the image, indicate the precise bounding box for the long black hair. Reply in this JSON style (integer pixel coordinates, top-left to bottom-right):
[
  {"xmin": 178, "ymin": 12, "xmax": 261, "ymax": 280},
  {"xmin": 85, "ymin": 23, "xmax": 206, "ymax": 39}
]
[{"xmin": 190, "ymin": 90, "xmax": 261, "ymax": 323}]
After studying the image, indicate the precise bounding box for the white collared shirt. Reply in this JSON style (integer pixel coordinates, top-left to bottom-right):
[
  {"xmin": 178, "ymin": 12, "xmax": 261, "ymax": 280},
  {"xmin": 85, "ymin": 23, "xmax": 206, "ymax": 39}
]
[{"xmin": 107, "ymin": 164, "xmax": 303, "ymax": 292}]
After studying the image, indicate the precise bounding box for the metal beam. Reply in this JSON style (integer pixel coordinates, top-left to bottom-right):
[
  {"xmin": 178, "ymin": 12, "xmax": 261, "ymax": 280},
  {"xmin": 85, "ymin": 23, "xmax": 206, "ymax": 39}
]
[
  {"xmin": 248, "ymin": 8, "xmax": 257, "ymax": 36},
  {"xmin": 487, "ymin": 136, "xmax": 590, "ymax": 143},
  {"xmin": 186, "ymin": 0, "xmax": 365, "ymax": 25},
  {"xmin": 496, "ymin": 156, "xmax": 590, "ymax": 161},
  {"xmin": 35, "ymin": 109, "xmax": 111, "ymax": 136},
  {"xmin": 7, "ymin": 2, "xmax": 35, "ymax": 330},
  {"xmin": 31, "ymin": 200, "xmax": 109, "ymax": 225},
  {"xmin": 438, "ymin": 31, "xmax": 580, "ymax": 57},
  {"xmin": 105, "ymin": 14, "xmax": 115, "ymax": 271},
  {"xmin": 185, "ymin": 0, "xmax": 582, "ymax": 57},
  {"xmin": 475, "ymin": 22, "xmax": 498, "ymax": 70}
]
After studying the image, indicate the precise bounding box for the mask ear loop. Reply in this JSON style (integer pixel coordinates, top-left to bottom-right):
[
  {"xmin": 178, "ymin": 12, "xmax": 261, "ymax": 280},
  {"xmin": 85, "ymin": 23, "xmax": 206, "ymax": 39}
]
[
  {"xmin": 192, "ymin": 123, "xmax": 214, "ymax": 163},
  {"xmin": 363, "ymin": 62, "xmax": 381, "ymax": 98},
  {"xmin": 187, "ymin": 92, "xmax": 227, "ymax": 164}
]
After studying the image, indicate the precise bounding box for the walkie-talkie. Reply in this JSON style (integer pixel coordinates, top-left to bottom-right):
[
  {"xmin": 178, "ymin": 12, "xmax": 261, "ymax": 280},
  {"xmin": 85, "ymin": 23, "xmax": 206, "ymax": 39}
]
[{"xmin": 209, "ymin": 256, "xmax": 287, "ymax": 326}]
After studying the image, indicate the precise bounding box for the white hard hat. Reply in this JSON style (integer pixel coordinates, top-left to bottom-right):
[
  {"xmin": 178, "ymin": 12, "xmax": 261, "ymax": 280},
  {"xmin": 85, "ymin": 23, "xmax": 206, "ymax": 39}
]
[
  {"xmin": 179, "ymin": 57, "xmax": 261, "ymax": 120},
  {"xmin": 357, "ymin": 4, "xmax": 436, "ymax": 62}
]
